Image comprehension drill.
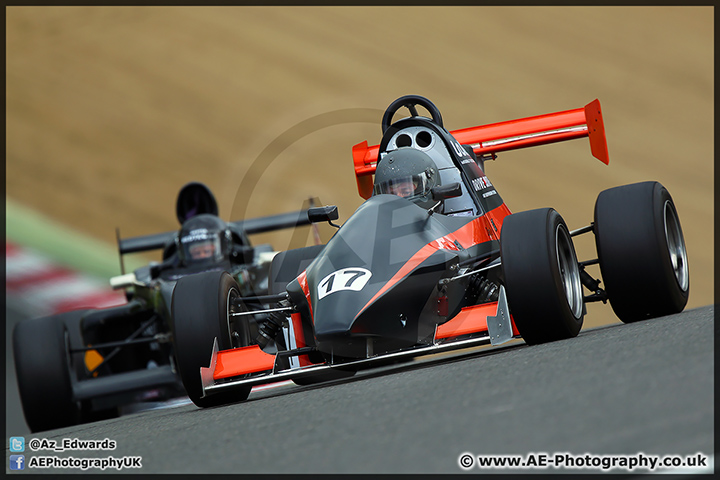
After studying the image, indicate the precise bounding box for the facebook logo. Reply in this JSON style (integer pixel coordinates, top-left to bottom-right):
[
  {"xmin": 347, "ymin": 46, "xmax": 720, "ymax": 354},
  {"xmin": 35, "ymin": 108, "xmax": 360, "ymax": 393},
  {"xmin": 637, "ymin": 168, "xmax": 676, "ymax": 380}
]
[
  {"xmin": 9, "ymin": 437, "xmax": 25, "ymax": 452},
  {"xmin": 9, "ymin": 455, "xmax": 25, "ymax": 470}
]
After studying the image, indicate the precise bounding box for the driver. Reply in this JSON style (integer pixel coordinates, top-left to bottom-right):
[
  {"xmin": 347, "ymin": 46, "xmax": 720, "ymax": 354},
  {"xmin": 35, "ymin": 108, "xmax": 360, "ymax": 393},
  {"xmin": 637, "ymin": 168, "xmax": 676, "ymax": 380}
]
[
  {"xmin": 384, "ymin": 177, "xmax": 418, "ymax": 198},
  {"xmin": 372, "ymin": 147, "xmax": 440, "ymax": 210},
  {"xmin": 188, "ymin": 240, "xmax": 216, "ymax": 260},
  {"xmin": 177, "ymin": 214, "xmax": 232, "ymax": 266}
]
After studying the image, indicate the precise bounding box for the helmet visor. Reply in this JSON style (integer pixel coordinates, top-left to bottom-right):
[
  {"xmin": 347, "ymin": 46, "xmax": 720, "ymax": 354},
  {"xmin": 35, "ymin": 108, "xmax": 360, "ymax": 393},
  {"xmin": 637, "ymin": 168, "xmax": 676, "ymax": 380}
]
[
  {"xmin": 180, "ymin": 230, "xmax": 224, "ymax": 264},
  {"xmin": 373, "ymin": 173, "xmax": 430, "ymax": 199}
]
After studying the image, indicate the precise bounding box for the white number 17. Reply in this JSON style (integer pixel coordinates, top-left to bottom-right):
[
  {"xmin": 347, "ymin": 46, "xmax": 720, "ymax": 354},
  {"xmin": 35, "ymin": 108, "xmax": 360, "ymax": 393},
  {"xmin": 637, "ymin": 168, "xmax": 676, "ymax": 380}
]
[{"xmin": 317, "ymin": 267, "xmax": 372, "ymax": 300}]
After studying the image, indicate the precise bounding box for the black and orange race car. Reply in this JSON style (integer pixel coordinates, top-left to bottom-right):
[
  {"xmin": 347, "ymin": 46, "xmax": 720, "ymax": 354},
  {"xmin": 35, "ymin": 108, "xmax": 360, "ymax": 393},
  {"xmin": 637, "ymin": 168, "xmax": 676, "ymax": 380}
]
[{"xmin": 170, "ymin": 95, "xmax": 690, "ymax": 407}]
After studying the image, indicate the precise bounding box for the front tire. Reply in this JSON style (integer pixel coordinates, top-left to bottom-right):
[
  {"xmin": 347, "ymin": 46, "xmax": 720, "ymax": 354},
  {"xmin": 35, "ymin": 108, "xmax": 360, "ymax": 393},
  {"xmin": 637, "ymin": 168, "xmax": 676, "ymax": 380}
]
[
  {"xmin": 500, "ymin": 208, "xmax": 585, "ymax": 345},
  {"xmin": 14, "ymin": 314, "xmax": 81, "ymax": 432},
  {"xmin": 172, "ymin": 271, "xmax": 252, "ymax": 407},
  {"xmin": 594, "ymin": 181, "xmax": 689, "ymax": 322}
]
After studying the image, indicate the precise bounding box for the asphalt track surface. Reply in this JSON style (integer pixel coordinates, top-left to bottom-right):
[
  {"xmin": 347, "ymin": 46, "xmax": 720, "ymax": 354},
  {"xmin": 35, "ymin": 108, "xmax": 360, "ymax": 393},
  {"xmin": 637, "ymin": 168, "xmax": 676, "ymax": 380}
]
[{"xmin": 5, "ymin": 305, "xmax": 714, "ymax": 474}]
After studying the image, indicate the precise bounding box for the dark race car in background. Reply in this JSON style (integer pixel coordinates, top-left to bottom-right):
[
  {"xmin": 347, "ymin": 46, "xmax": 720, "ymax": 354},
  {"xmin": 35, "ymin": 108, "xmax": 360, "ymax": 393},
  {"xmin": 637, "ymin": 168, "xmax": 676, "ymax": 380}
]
[
  {"xmin": 12, "ymin": 181, "xmax": 324, "ymax": 432},
  {"xmin": 168, "ymin": 95, "xmax": 690, "ymax": 408}
]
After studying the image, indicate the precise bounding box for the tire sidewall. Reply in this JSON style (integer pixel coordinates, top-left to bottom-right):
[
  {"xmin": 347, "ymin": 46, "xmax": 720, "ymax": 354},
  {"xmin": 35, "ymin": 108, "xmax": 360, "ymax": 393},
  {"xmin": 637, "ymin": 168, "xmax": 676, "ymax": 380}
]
[
  {"xmin": 13, "ymin": 315, "xmax": 80, "ymax": 432},
  {"xmin": 538, "ymin": 211, "xmax": 584, "ymax": 330},
  {"xmin": 500, "ymin": 208, "xmax": 584, "ymax": 345},
  {"xmin": 594, "ymin": 181, "xmax": 689, "ymax": 321},
  {"xmin": 654, "ymin": 187, "xmax": 690, "ymax": 296}
]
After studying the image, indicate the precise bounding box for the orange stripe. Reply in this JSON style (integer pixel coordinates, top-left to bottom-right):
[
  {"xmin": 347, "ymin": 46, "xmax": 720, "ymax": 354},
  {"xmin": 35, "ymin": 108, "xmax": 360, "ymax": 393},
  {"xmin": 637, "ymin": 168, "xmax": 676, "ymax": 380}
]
[
  {"xmin": 483, "ymin": 202, "xmax": 513, "ymax": 238},
  {"xmin": 296, "ymin": 271, "xmax": 318, "ymax": 365},
  {"xmin": 297, "ymin": 270, "xmax": 313, "ymax": 319},
  {"xmin": 291, "ymin": 271, "xmax": 316, "ymax": 367},
  {"xmin": 355, "ymin": 216, "xmax": 494, "ymax": 320},
  {"xmin": 355, "ymin": 243, "xmax": 437, "ymax": 318},
  {"xmin": 291, "ymin": 312, "xmax": 306, "ymax": 349}
]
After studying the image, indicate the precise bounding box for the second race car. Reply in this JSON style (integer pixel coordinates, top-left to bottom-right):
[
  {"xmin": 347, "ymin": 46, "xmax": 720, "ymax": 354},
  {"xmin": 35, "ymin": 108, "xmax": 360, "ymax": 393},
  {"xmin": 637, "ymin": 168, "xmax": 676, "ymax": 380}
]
[{"xmin": 12, "ymin": 181, "xmax": 325, "ymax": 431}]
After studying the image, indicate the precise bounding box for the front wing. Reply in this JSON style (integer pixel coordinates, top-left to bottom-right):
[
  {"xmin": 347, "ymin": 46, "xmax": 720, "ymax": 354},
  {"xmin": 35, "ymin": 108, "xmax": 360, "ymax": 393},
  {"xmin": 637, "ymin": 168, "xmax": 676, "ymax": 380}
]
[{"xmin": 199, "ymin": 286, "xmax": 520, "ymax": 399}]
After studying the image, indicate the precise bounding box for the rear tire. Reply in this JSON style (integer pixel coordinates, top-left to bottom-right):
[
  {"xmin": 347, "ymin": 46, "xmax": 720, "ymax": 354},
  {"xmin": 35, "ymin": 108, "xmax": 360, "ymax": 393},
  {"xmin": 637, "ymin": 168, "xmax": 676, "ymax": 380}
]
[
  {"xmin": 13, "ymin": 314, "xmax": 81, "ymax": 432},
  {"xmin": 594, "ymin": 181, "xmax": 689, "ymax": 322},
  {"xmin": 500, "ymin": 208, "xmax": 585, "ymax": 345},
  {"xmin": 172, "ymin": 271, "xmax": 252, "ymax": 408}
]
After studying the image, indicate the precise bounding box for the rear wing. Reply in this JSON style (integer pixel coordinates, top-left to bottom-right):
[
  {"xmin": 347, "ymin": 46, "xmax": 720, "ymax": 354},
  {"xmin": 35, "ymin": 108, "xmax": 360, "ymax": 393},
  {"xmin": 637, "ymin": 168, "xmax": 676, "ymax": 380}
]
[
  {"xmin": 352, "ymin": 99, "xmax": 609, "ymax": 199},
  {"xmin": 117, "ymin": 209, "xmax": 316, "ymax": 255}
]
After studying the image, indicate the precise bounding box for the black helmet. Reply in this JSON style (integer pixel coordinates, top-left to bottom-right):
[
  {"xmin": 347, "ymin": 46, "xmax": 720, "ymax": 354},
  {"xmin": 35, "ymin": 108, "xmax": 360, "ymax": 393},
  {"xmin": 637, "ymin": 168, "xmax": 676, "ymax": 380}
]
[
  {"xmin": 177, "ymin": 214, "xmax": 231, "ymax": 266},
  {"xmin": 373, "ymin": 147, "xmax": 440, "ymax": 209}
]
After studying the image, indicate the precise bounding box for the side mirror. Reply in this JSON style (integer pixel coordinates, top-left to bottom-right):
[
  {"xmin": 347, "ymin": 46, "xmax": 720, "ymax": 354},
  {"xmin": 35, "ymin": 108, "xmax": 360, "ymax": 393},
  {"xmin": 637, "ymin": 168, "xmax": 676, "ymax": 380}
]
[
  {"xmin": 308, "ymin": 205, "xmax": 339, "ymax": 223},
  {"xmin": 431, "ymin": 182, "xmax": 462, "ymax": 201}
]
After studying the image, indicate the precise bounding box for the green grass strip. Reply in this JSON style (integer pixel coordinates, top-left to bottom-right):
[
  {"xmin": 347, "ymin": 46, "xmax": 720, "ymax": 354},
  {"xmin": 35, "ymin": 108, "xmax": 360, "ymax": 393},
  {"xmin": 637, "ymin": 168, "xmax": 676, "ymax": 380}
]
[{"xmin": 6, "ymin": 198, "xmax": 148, "ymax": 280}]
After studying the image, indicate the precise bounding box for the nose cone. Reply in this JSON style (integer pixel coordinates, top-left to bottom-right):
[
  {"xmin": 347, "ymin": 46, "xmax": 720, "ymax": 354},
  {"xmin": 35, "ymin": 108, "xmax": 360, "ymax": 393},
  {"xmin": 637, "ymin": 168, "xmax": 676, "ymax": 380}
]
[
  {"xmin": 311, "ymin": 248, "xmax": 457, "ymax": 359},
  {"xmin": 306, "ymin": 257, "xmax": 376, "ymax": 339}
]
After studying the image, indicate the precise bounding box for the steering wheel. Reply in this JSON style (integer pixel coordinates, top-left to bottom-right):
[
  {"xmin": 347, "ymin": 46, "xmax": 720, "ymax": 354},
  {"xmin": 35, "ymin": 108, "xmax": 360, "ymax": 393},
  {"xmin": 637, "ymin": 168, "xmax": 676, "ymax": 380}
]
[{"xmin": 381, "ymin": 95, "xmax": 444, "ymax": 134}]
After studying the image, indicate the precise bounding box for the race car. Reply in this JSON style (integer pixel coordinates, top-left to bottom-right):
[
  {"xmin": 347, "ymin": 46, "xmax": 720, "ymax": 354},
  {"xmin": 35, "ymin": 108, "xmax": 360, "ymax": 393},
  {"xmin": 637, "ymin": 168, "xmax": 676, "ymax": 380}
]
[
  {"xmin": 12, "ymin": 181, "xmax": 325, "ymax": 432},
  {"xmin": 171, "ymin": 95, "xmax": 690, "ymax": 408}
]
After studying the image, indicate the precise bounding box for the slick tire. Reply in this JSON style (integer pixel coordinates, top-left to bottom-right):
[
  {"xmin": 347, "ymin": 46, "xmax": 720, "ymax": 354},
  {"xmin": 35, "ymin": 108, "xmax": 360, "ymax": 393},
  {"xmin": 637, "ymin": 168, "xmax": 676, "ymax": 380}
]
[
  {"xmin": 500, "ymin": 208, "xmax": 585, "ymax": 345},
  {"xmin": 13, "ymin": 313, "xmax": 81, "ymax": 432},
  {"xmin": 594, "ymin": 181, "xmax": 689, "ymax": 323},
  {"xmin": 172, "ymin": 271, "xmax": 251, "ymax": 408}
]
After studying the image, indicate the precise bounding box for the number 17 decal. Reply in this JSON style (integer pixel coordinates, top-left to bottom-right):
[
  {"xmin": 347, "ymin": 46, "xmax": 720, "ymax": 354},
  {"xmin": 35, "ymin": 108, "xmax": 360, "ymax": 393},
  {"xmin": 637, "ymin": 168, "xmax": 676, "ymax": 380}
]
[{"xmin": 318, "ymin": 267, "xmax": 372, "ymax": 300}]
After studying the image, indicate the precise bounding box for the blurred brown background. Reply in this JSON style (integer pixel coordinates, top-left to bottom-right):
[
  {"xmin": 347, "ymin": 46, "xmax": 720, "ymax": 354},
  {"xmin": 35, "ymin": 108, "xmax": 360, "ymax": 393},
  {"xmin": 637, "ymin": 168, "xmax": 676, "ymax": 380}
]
[{"xmin": 6, "ymin": 7, "xmax": 713, "ymax": 328}]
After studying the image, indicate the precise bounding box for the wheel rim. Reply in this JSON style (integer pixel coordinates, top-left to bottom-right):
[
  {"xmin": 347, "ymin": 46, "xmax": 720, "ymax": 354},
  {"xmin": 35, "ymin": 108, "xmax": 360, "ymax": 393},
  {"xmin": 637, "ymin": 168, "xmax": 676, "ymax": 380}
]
[
  {"xmin": 226, "ymin": 286, "xmax": 239, "ymax": 347},
  {"xmin": 664, "ymin": 200, "xmax": 689, "ymax": 292},
  {"xmin": 556, "ymin": 225, "xmax": 584, "ymax": 318}
]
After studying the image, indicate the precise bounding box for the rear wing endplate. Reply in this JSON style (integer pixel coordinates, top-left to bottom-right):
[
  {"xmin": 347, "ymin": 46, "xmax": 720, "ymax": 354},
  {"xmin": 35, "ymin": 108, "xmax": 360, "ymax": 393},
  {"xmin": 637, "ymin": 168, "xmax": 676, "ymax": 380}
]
[{"xmin": 353, "ymin": 99, "xmax": 609, "ymax": 198}]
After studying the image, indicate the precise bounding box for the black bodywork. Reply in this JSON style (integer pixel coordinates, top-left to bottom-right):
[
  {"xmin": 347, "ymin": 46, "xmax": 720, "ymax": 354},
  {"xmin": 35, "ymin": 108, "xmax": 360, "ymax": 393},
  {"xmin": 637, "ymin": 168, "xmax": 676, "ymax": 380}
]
[{"xmin": 285, "ymin": 195, "xmax": 495, "ymax": 359}]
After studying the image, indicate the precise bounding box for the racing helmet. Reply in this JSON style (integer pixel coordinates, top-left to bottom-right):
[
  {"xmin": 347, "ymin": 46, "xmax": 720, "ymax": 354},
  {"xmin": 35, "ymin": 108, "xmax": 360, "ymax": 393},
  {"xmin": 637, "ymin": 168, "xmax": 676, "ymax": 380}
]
[
  {"xmin": 177, "ymin": 214, "xmax": 232, "ymax": 266},
  {"xmin": 373, "ymin": 147, "xmax": 440, "ymax": 209}
]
